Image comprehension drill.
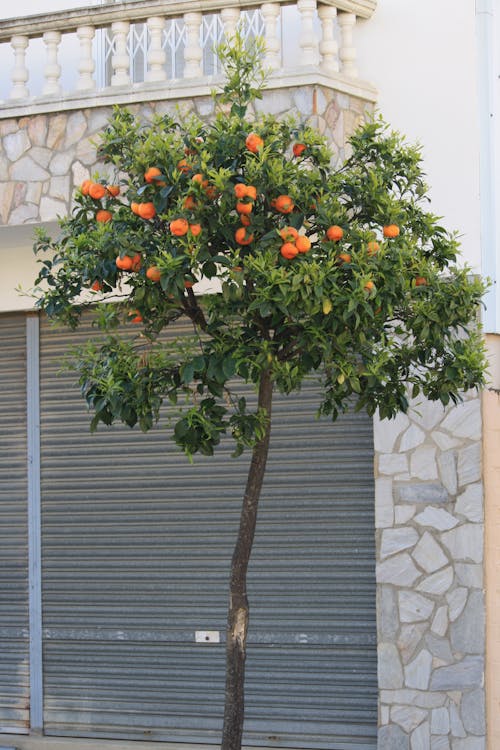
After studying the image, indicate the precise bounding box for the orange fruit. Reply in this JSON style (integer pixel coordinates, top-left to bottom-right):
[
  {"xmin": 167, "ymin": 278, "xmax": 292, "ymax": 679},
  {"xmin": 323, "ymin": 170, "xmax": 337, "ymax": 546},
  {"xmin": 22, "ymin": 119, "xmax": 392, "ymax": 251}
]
[
  {"xmin": 90, "ymin": 280, "xmax": 102, "ymax": 292},
  {"xmin": 129, "ymin": 310, "xmax": 143, "ymax": 323},
  {"xmin": 236, "ymin": 201, "xmax": 253, "ymax": 215},
  {"xmin": 279, "ymin": 226, "xmax": 299, "ymax": 242},
  {"xmin": 364, "ymin": 280, "xmax": 375, "ymax": 292},
  {"xmin": 131, "ymin": 202, "xmax": 140, "ymax": 215},
  {"xmin": 170, "ymin": 218, "xmax": 189, "ymax": 236},
  {"xmin": 144, "ymin": 167, "xmax": 165, "ymax": 186},
  {"xmin": 234, "ymin": 183, "xmax": 248, "ymax": 199},
  {"xmin": 326, "ymin": 225, "xmax": 344, "ymax": 241},
  {"xmin": 189, "ymin": 223, "xmax": 202, "ymax": 237},
  {"xmin": 183, "ymin": 195, "xmax": 197, "ymax": 210},
  {"xmin": 240, "ymin": 214, "xmax": 251, "ymax": 227},
  {"xmin": 383, "ymin": 224, "xmax": 400, "ymax": 238},
  {"xmin": 274, "ymin": 195, "xmax": 294, "ymax": 214},
  {"xmin": 415, "ymin": 276, "xmax": 427, "ymax": 286},
  {"xmin": 280, "ymin": 243, "xmax": 299, "ymax": 260},
  {"xmin": 245, "ymin": 185, "xmax": 257, "ymax": 200},
  {"xmin": 138, "ymin": 202, "xmax": 156, "ymax": 220},
  {"xmin": 204, "ymin": 184, "xmax": 218, "ymax": 200},
  {"xmin": 146, "ymin": 266, "xmax": 161, "ymax": 282},
  {"xmin": 235, "ymin": 227, "xmax": 254, "ymax": 245},
  {"xmin": 293, "ymin": 143, "xmax": 307, "ymax": 157},
  {"xmin": 81, "ymin": 179, "xmax": 92, "ymax": 195},
  {"xmin": 184, "ymin": 280, "xmax": 194, "ymax": 289},
  {"xmin": 116, "ymin": 255, "xmax": 132, "ymax": 271},
  {"xmin": 367, "ymin": 241, "xmax": 380, "ymax": 256},
  {"xmin": 295, "ymin": 235, "xmax": 311, "ymax": 253},
  {"xmin": 338, "ymin": 252, "xmax": 352, "ymax": 264},
  {"xmin": 96, "ymin": 209, "xmax": 112, "ymax": 223},
  {"xmin": 245, "ymin": 132, "xmax": 264, "ymax": 153},
  {"xmin": 177, "ymin": 159, "xmax": 191, "ymax": 174},
  {"xmin": 88, "ymin": 183, "xmax": 106, "ymax": 200},
  {"xmin": 106, "ymin": 185, "xmax": 120, "ymax": 197},
  {"xmin": 192, "ymin": 173, "xmax": 208, "ymax": 188}
]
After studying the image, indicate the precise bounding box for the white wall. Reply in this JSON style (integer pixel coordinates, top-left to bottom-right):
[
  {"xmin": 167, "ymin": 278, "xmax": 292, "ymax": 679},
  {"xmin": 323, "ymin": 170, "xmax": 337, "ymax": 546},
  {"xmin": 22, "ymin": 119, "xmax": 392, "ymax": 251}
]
[{"xmin": 356, "ymin": 0, "xmax": 481, "ymax": 272}]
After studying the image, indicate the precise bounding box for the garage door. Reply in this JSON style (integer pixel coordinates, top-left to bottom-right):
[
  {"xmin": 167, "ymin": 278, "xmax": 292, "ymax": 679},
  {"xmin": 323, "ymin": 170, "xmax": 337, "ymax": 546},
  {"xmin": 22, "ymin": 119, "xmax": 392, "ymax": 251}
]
[{"xmin": 39, "ymin": 315, "xmax": 377, "ymax": 749}]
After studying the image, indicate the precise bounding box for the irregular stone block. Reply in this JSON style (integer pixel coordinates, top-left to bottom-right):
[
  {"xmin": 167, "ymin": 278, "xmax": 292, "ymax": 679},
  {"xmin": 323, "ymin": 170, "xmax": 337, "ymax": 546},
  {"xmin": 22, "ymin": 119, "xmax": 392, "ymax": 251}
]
[
  {"xmin": 430, "ymin": 706, "xmax": 450, "ymax": 735},
  {"xmin": 377, "ymin": 553, "xmax": 421, "ymax": 586},
  {"xmin": 399, "ymin": 591, "xmax": 434, "ymax": 623},
  {"xmin": 378, "ymin": 723, "xmax": 410, "ymax": 750},
  {"xmin": 412, "ymin": 532, "xmax": 449, "ymax": 573},
  {"xmin": 381, "ymin": 528, "xmax": 419, "ymax": 559},
  {"xmin": 396, "ymin": 483, "xmax": 448, "ymax": 504},
  {"xmin": 0, "ymin": 182, "xmax": 15, "ymax": 224},
  {"xmin": 4, "ymin": 129, "xmax": 31, "ymax": 161},
  {"xmin": 451, "ymin": 739, "xmax": 486, "ymax": 750},
  {"xmin": 429, "ymin": 656, "xmax": 483, "ymax": 691},
  {"xmin": 425, "ymin": 633, "xmax": 453, "ymax": 662},
  {"xmin": 40, "ymin": 196, "xmax": 67, "ymax": 222},
  {"xmin": 398, "ymin": 623, "xmax": 428, "ymax": 663},
  {"xmin": 447, "ymin": 587, "xmax": 468, "ymax": 622},
  {"xmin": 455, "ymin": 483, "xmax": 483, "ymax": 523},
  {"xmin": 50, "ymin": 150, "xmax": 75, "ymax": 177},
  {"xmin": 404, "ymin": 648, "xmax": 432, "ymax": 690},
  {"xmin": 457, "ymin": 443, "xmax": 481, "ymax": 487},
  {"xmin": 27, "ymin": 114, "xmax": 48, "ymax": 147},
  {"xmin": 411, "ymin": 445, "xmax": 438, "ymax": 480},
  {"xmin": 378, "ymin": 585, "xmax": 399, "ymax": 640},
  {"xmin": 399, "ymin": 424, "xmax": 426, "ymax": 452},
  {"xmin": 391, "ymin": 704, "xmax": 427, "ymax": 733},
  {"xmin": 409, "ymin": 397, "xmax": 444, "ymax": 431},
  {"xmin": 431, "ymin": 606, "xmax": 449, "ymax": 637},
  {"xmin": 414, "ymin": 507, "xmax": 459, "ymax": 531},
  {"xmin": 65, "ymin": 111, "xmax": 88, "ymax": 148},
  {"xmin": 396, "ymin": 505, "xmax": 417, "ymax": 524},
  {"xmin": 449, "ymin": 701, "xmax": 466, "ymax": 738},
  {"xmin": 9, "ymin": 203, "xmax": 38, "ymax": 224},
  {"xmin": 47, "ymin": 113, "xmax": 68, "ymax": 149},
  {"xmin": 433, "ymin": 430, "xmax": 460, "ymax": 451},
  {"xmin": 430, "ymin": 738, "xmax": 450, "ymax": 750},
  {"xmin": 417, "ymin": 566, "xmax": 454, "ymax": 596},
  {"xmin": 378, "ymin": 643, "xmax": 404, "ymax": 689},
  {"xmin": 440, "ymin": 399, "xmax": 481, "ymax": 441},
  {"xmin": 450, "ymin": 590, "xmax": 485, "ymax": 654},
  {"xmin": 410, "ymin": 720, "xmax": 430, "ymax": 750},
  {"xmin": 30, "ymin": 146, "xmax": 52, "ymax": 168},
  {"xmin": 380, "ymin": 688, "xmax": 446, "ymax": 709},
  {"xmin": 10, "ymin": 155, "xmax": 50, "ymax": 181},
  {"xmin": 461, "ymin": 687, "xmax": 485, "ymax": 735},
  {"xmin": 437, "ymin": 450, "xmax": 457, "ymax": 495},
  {"xmin": 455, "ymin": 563, "xmax": 483, "ymax": 588},
  {"xmin": 380, "ymin": 453, "xmax": 409, "ymax": 475},
  {"xmin": 441, "ymin": 524, "xmax": 484, "ymax": 564}
]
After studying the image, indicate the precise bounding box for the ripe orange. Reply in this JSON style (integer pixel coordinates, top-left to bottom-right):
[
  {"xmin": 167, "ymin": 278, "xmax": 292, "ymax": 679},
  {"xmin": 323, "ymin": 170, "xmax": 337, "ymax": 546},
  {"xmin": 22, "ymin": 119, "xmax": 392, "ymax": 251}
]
[
  {"xmin": 88, "ymin": 183, "xmax": 106, "ymax": 200},
  {"xmin": 90, "ymin": 280, "xmax": 102, "ymax": 292},
  {"xmin": 338, "ymin": 252, "xmax": 352, "ymax": 264},
  {"xmin": 415, "ymin": 276, "xmax": 427, "ymax": 286},
  {"xmin": 116, "ymin": 253, "xmax": 141, "ymax": 271},
  {"xmin": 240, "ymin": 214, "xmax": 251, "ymax": 227},
  {"xmin": 326, "ymin": 225, "xmax": 344, "ymax": 241},
  {"xmin": 236, "ymin": 201, "xmax": 253, "ymax": 215},
  {"xmin": 274, "ymin": 195, "xmax": 294, "ymax": 214},
  {"xmin": 295, "ymin": 235, "xmax": 311, "ymax": 253},
  {"xmin": 177, "ymin": 159, "xmax": 191, "ymax": 174},
  {"xmin": 131, "ymin": 202, "xmax": 140, "ymax": 215},
  {"xmin": 280, "ymin": 242, "xmax": 299, "ymax": 260},
  {"xmin": 279, "ymin": 226, "xmax": 299, "ymax": 242},
  {"xmin": 144, "ymin": 167, "xmax": 165, "ymax": 185},
  {"xmin": 235, "ymin": 227, "xmax": 254, "ymax": 245},
  {"xmin": 138, "ymin": 202, "xmax": 156, "ymax": 220},
  {"xmin": 367, "ymin": 241, "xmax": 380, "ymax": 256},
  {"xmin": 129, "ymin": 310, "xmax": 143, "ymax": 323},
  {"xmin": 170, "ymin": 218, "xmax": 189, "ymax": 236},
  {"xmin": 146, "ymin": 265, "xmax": 161, "ymax": 282},
  {"xmin": 106, "ymin": 185, "xmax": 120, "ymax": 197},
  {"xmin": 183, "ymin": 195, "xmax": 197, "ymax": 210},
  {"xmin": 192, "ymin": 173, "xmax": 208, "ymax": 188},
  {"xmin": 96, "ymin": 209, "xmax": 112, "ymax": 223},
  {"xmin": 293, "ymin": 143, "xmax": 307, "ymax": 157},
  {"xmin": 189, "ymin": 223, "xmax": 202, "ymax": 237},
  {"xmin": 364, "ymin": 280, "xmax": 375, "ymax": 292},
  {"xmin": 383, "ymin": 224, "xmax": 400, "ymax": 239},
  {"xmin": 184, "ymin": 280, "xmax": 194, "ymax": 289},
  {"xmin": 81, "ymin": 179, "xmax": 92, "ymax": 195},
  {"xmin": 245, "ymin": 185, "xmax": 257, "ymax": 200},
  {"xmin": 234, "ymin": 183, "xmax": 247, "ymax": 199},
  {"xmin": 245, "ymin": 132, "xmax": 264, "ymax": 153}
]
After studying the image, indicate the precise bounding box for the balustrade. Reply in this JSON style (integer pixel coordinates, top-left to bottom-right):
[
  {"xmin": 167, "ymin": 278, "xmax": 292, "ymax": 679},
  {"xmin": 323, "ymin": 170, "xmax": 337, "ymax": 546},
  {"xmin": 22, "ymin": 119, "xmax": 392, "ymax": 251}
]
[{"xmin": 0, "ymin": 0, "xmax": 377, "ymax": 113}]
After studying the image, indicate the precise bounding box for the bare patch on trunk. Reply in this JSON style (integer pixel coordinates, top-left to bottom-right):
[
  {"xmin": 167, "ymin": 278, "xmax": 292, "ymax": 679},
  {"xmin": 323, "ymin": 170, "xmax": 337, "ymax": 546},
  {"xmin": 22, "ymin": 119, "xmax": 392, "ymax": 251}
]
[{"xmin": 234, "ymin": 607, "xmax": 248, "ymax": 648}]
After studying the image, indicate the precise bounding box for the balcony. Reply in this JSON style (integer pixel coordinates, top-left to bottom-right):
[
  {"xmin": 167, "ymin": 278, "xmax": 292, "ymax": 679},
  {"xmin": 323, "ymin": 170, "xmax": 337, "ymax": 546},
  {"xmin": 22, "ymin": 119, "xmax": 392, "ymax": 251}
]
[{"xmin": 0, "ymin": 0, "xmax": 377, "ymax": 118}]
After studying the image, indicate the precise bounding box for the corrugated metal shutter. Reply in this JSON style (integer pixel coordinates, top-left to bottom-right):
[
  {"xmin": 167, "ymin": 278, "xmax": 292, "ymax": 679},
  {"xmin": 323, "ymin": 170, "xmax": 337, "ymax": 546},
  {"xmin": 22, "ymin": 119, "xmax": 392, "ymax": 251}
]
[
  {"xmin": 0, "ymin": 314, "xmax": 29, "ymax": 733},
  {"xmin": 39, "ymin": 315, "xmax": 376, "ymax": 749}
]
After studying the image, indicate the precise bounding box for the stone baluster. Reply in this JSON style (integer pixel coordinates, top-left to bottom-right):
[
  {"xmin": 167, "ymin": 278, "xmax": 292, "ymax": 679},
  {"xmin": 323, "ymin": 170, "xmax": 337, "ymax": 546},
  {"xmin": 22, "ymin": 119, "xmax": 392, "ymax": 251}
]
[
  {"xmin": 261, "ymin": 3, "xmax": 281, "ymax": 70},
  {"xmin": 318, "ymin": 5, "xmax": 339, "ymax": 74},
  {"xmin": 76, "ymin": 25, "xmax": 96, "ymax": 90},
  {"xmin": 10, "ymin": 35, "xmax": 29, "ymax": 99},
  {"xmin": 184, "ymin": 12, "xmax": 203, "ymax": 78},
  {"xmin": 146, "ymin": 16, "xmax": 167, "ymax": 82},
  {"xmin": 338, "ymin": 11, "xmax": 357, "ymax": 77},
  {"xmin": 111, "ymin": 21, "xmax": 131, "ymax": 86},
  {"xmin": 297, "ymin": 0, "xmax": 319, "ymax": 67},
  {"xmin": 42, "ymin": 31, "xmax": 62, "ymax": 96},
  {"xmin": 220, "ymin": 7, "xmax": 240, "ymax": 41}
]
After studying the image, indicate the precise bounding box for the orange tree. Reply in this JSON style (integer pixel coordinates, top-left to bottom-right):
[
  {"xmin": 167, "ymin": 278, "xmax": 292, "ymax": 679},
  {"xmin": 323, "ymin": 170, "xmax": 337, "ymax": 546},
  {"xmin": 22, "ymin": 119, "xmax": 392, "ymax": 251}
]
[{"xmin": 33, "ymin": 36, "xmax": 487, "ymax": 750}]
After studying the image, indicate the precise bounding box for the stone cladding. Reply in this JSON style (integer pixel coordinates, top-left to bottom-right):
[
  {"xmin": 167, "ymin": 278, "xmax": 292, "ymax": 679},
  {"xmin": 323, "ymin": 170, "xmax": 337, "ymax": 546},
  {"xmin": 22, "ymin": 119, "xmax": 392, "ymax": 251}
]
[
  {"xmin": 0, "ymin": 86, "xmax": 369, "ymax": 227},
  {"xmin": 374, "ymin": 392, "xmax": 485, "ymax": 750}
]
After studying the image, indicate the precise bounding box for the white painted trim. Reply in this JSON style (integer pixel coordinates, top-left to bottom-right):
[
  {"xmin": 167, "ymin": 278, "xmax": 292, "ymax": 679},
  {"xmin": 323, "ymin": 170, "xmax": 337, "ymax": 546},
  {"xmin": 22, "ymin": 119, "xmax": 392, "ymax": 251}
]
[
  {"xmin": 26, "ymin": 314, "xmax": 43, "ymax": 732},
  {"xmin": 476, "ymin": 0, "xmax": 499, "ymax": 332}
]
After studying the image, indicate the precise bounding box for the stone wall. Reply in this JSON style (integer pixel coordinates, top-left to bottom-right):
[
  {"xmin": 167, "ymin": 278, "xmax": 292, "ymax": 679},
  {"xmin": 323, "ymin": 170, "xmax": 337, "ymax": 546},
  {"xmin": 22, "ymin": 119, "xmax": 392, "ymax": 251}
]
[
  {"xmin": 374, "ymin": 392, "xmax": 485, "ymax": 750},
  {"xmin": 0, "ymin": 85, "xmax": 369, "ymax": 227}
]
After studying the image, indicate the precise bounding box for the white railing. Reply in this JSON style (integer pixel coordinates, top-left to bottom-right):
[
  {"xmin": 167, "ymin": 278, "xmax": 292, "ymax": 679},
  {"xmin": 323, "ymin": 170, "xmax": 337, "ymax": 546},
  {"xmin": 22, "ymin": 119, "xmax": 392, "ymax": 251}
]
[{"xmin": 0, "ymin": 0, "xmax": 377, "ymax": 115}]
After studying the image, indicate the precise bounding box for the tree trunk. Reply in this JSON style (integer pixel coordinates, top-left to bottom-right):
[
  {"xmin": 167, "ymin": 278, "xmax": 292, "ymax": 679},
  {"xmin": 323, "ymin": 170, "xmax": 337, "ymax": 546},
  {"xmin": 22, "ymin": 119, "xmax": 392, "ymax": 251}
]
[{"xmin": 221, "ymin": 369, "xmax": 273, "ymax": 750}]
